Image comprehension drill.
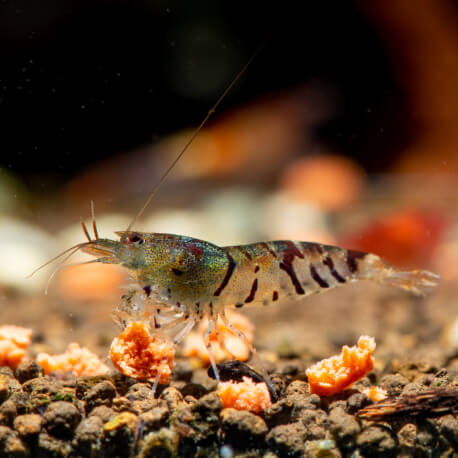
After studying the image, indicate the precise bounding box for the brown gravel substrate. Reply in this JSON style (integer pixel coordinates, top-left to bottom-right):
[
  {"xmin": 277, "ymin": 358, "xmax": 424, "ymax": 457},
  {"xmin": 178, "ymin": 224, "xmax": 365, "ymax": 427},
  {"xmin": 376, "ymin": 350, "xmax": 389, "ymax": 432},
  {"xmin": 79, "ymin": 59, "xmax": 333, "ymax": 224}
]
[
  {"xmin": 1, "ymin": 276, "xmax": 457, "ymax": 456},
  {"xmin": 0, "ymin": 356, "xmax": 456, "ymax": 457}
]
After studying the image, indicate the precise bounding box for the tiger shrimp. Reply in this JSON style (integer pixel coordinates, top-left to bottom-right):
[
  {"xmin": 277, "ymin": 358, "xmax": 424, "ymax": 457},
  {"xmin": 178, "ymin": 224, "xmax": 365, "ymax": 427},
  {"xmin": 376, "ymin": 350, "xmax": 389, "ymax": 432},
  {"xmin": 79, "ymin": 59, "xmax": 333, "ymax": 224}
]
[{"xmin": 76, "ymin": 226, "xmax": 438, "ymax": 382}]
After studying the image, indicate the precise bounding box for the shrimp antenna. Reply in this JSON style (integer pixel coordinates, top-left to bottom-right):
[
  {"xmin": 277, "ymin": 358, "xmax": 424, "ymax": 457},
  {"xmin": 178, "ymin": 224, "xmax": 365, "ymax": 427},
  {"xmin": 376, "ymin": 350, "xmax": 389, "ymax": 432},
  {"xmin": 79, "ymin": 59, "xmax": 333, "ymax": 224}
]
[
  {"xmin": 27, "ymin": 241, "xmax": 91, "ymax": 278},
  {"xmin": 126, "ymin": 48, "xmax": 262, "ymax": 232},
  {"xmin": 91, "ymin": 200, "xmax": 99, "ymax": 239}
]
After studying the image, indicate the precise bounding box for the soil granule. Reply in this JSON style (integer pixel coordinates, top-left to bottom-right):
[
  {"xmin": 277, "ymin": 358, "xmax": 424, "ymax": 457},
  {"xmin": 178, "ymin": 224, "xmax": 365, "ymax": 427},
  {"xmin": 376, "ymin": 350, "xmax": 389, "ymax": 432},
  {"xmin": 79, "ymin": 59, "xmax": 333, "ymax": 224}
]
[
  {"xmin": 0, "ymin": 356, "xmax": 455, "ymax": 457},
  {"xmin": 0, "ymin": 275, "xmax": 457, "ymax": 456}
]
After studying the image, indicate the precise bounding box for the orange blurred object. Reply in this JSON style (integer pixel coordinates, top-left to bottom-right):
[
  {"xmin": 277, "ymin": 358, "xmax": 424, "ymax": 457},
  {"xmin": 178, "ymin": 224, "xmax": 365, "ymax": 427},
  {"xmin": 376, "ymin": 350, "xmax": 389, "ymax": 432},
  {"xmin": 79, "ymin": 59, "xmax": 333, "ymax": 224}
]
[
  {"xmin": 182, "ymin": 311, "xmax": 254, "ymax": 365},
  {"xmin": 37, "ymin": 342, "xmax": 109, "ymax": 376},
  {"xmin": 110, "ymin": 322, "xmax": 175, "ymax": 384},
  {"xmin": 0, "ymin": 325, "xmax": 32, "ymax": 369},
  {"xmin": 217, "ymin": 376, "xmax": 272, "ymax": 413},
  {"xmin": 363, "ymin": 386, "xmax": 388, "ymax": 402},
  {"xmin": 359, "ymin": 0, "xmax": 458, "ymax": 174},
  {"xmin": 280, "ymin": 155, "xmax": 366, "ymax": 211},
  {"xmin": 306, "ymin": 336, "xmax": 376, "ymax": 397},
  {"xmin": 57, "ymin": 264, "xmax": 126, "ymax": 302},
  {"xmin": 340, "ymin": 210, "xmax": 448, "ymax": 269},
  {"xmin": 67, "ymin": 86, "xmax": 330, "ymax": 206},
  {"xmin": 432, "ymin": 240, "xmax": 458, "ymax": 280}
]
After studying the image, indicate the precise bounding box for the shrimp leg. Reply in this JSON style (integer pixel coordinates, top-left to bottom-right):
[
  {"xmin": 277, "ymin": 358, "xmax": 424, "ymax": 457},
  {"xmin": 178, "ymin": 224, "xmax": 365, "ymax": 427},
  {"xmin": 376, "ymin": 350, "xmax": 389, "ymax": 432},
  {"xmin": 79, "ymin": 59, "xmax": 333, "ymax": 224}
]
[
  {"xmin": 203, "ymin": 317, "xmax": 220, "ymax": 383},
  {"xmin": 220, "ymin": 309, "xmax": 255, "ymax": 355}
]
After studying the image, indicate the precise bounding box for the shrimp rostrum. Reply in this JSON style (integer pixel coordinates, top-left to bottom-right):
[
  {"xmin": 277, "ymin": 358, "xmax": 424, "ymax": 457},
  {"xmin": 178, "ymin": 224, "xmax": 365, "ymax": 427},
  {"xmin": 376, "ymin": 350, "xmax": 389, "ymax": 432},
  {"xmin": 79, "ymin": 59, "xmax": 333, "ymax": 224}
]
[{"xmin": 80, "ymin": 229, "xmax": 439, "ymax": 380}]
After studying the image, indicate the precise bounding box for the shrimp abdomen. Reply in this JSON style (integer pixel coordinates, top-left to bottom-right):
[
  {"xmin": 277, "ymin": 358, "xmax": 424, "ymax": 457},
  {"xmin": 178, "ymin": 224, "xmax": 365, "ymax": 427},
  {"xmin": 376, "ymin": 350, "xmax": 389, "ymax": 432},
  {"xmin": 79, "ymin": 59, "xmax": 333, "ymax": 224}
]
[{"xmin": 216, "ymin": 240, "xmax": 439, "ymax": 308}]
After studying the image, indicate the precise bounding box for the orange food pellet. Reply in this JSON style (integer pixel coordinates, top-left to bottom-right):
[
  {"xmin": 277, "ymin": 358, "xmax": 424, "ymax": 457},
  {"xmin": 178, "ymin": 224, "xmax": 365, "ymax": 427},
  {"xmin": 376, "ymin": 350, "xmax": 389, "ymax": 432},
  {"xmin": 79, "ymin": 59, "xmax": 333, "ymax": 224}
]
[
  {"xmin": 306, "ymin": 336, "xmax": 376, "ymax": 397},
  {"xmin": 217, "ymin": 376, "xmax": 272, "ymax": 413},
  {"xmin": 363, "ymin": 386, "xmax": 388, "ymax": 402},
  {"xmin": 0, "ymin": 325, "xmax": 32, "ymax": 369},
  {"xmin": 37, "ymin": 343, "xmax": 109, "ymax": 376},
  {"xmin": 182, "ymin": 311, "xmax": 254, "ymax": 364},
  {"xmin": 109, "ymin": 321, "xmax": 175, "ymax": 384}
]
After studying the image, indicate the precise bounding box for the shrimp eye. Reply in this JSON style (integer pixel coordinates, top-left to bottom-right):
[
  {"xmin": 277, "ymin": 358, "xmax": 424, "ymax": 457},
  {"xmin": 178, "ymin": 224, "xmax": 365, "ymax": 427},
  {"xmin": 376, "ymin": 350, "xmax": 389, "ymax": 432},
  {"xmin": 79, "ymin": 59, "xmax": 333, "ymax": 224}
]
[{"xmin": 128, "ymin": 233, "xmax": 144, "ymax": 244}]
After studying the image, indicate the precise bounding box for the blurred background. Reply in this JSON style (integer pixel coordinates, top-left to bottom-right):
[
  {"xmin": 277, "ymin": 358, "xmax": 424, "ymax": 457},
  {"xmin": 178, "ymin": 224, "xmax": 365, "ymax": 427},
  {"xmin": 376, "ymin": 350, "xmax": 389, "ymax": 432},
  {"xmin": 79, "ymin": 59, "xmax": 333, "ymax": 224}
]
[{"xmin": 0, "ymin": 0, "xmax": 457, "ymax": 356}]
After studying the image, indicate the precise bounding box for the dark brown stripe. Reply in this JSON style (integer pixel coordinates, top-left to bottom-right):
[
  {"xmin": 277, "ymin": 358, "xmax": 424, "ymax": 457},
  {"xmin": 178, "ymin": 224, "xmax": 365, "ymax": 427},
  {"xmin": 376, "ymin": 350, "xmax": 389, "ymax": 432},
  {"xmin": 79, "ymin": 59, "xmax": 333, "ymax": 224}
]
[
  {"xmin": 299, "ymin": 241, "xmax": 321, "ymax": 257},
  {"xmin": 209, "ymin": 302, "xmax": 213, "ymax": 315},
  {"xmin": 272, "ymin": 291, "xmax": 279, "ymax": 301},
  {"xmin": 279, "ymin": 262, "xmax": 305, "ymax": 295},
  {"xmin": 261, "ymin": 242, "xmax": 277, "ymax": 258},
  {"xmin": 172, "ymin": 268, "xmax": 183, "ymax": 276},
  {"xmin": 214, "ymin": 251, "xmax": 236, "ymax": 296},
  {"xmin": 236, "ymin": 246, "xmax": 252, "ymax": 260},
  {"xmin": 323, "ymin": 257, "xmax": 346, "ymax": 283},
  {"xmin": 143, "ymin": 285, "xmax": 151, "ymax": 297},
  {"xmin": 310, "ymin": 265, "xmax": 329, "ymax": 288},
  {"xmin": 244, "ymin": 278, "xmax": 258, "ymax": 303},
  {"xmin": 277, "ymin": 241, "xmax": 306, "ymax": 295},
  {"xmin": 283, "ymin": 241, "xmax": 305, "ymax": 260},
  {"xmin": 254, "ymin": 265, "xmax": 260, "ymax": 273},
  {"xmin": 314, "ymin": 243, "xmax": 325, "ymax": 255},
  {"xmin": 235, "ymin": 302, "xmax": 244, "ymax": 308},
  {"xmin": 346, "ymin": 250, "xmax": 366, "ymax": 273}
]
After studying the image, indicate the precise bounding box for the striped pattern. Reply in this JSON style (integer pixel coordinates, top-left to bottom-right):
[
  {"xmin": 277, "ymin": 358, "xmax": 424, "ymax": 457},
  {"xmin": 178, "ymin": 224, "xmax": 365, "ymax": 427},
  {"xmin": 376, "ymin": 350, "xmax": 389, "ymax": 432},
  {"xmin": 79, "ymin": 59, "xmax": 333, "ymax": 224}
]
[
  {"xmin": 213, "ymin": 252, "xmax": 236, "ymax": 296},
  {"xmin": 204, "ymin": 240, "xmax": 367, "ymax": 313}
]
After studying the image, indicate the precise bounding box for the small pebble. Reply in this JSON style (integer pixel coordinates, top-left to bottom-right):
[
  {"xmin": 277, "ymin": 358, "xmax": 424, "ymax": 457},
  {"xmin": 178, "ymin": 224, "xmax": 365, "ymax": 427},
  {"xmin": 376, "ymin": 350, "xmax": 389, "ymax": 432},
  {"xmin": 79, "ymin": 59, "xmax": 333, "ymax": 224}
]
[
  {"xmin": 15, "ymin": 360, "xmax": 44, "ymax": 384},
  {"xmin": 13, "ymin": 414, "xmax": 41, "ymax": 439},
  {"xmin": 220, "ymin": 408, "xmax": 268, "ymax": 447},
  {"xmin": 112, "ymin": 396, "xmax": 135, "ymax": 413},
  {"xmin": 288, "ymin": 394, "xmax": 321, "ymax": 420},
  {"xmin": 138, "ymin": 427, "xmax": 179, "ymax": 458},
  {"xmin": 101, "ymin": 412, "xmax": 138, "ymax": 457},
  {"xmin": 397, "ymin": 423, "xmax": 417, "ymax": 449},
  {"xmin": 88, "ymin": 406, "xmax": 116, "ymax": 423},
  {"xmin": 84, "ymin": 380, "xmax": 116, "ymax": 412},
  {"xmin": 346, "ymin": 392, "xmax": 370, "ymax": 413},
  {"xmin": 301, "ymin": 409, "xmax": 329, "ymax": 441},
  {"xmin": 378, "ymin": 374, "xmax": 409, "ymax": 395},
  {"xmin": 285, "ymin": 380, "xmax": 309, "ymax": 397},
  {"xmin": 138, "ymin": 406, "xmax": 169, "ymax": 435},
  {"xmin": 127, "ymin": 383, "xmax": 155, "ymax": 401},
  {"xmin": 266, "ymin": 422, "xmax": 307, "ymax": 456},
  {"xmin": 329, "ymin": 406, "xmax": 360, "ymax": 451},
  {"xmin": 159, "ymin": 386, "xmax": 184, "ymax": 411},
  {"xmin": 38, "ymin": 430, "xmax": 73, "ymax": 457},
  {"xmin": 0, "ymin": 425, "xmax": 29, "ymax": 457},
  {"xmin": 356, "ymin": 426, "xmax": 397, "ymax": 456},
  {"xmin": 72, "ymin": 416, "xmax": 103, "ymax": 457},
  {"xmin": 219, "ymin": 444, "xmax": 234, "ymax": 458},
  {"xmin": 437, "ymin": 414, "xmax": 458, "ymax": 447},
  {"xmin": 0, "ymin": 374, "xmax": 11, "ymax": 404},
  {"xmin": 0, "ymin": 400, "xmax": 17, "ymax": 427},
  {"xmin": 191, "ymin": 392, "xmax": 223, "ymax": 414},
  {"xmin": 42, "ymin": 401, "xmax": 81, "ymax": 438}
]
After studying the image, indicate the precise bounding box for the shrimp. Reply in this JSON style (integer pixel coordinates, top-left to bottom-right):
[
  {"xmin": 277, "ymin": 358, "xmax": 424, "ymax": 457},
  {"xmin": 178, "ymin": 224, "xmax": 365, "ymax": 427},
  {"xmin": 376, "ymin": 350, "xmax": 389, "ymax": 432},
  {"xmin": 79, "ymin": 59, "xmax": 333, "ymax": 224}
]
[
  {"xmin": 77, "ymin": 225, "xmax": 438, "ymax": 381},
  {"xmin": 30, "ymin": 48, "xmax": 439, "ymax": 383}
]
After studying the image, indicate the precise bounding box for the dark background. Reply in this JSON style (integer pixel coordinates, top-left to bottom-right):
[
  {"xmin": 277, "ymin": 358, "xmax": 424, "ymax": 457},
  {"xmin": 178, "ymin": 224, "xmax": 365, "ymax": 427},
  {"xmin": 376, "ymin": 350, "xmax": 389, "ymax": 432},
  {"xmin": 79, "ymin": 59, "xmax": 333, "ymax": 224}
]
[{"xmin": 0, "ymin": 0, "xmax": 409, "ymax": 190}]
